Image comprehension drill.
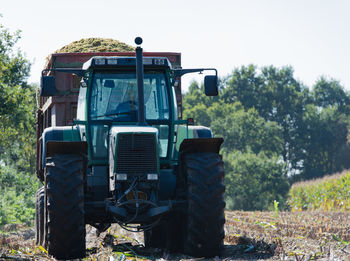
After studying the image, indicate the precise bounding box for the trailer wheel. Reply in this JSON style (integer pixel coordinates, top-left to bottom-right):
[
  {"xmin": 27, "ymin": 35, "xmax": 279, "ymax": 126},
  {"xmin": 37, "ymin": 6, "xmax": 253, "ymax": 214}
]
[
  {"xmin": 35, "ymin": 186, "xmax": 45, "ymax": 246},
  {"xmin": 183, "ymin": 152, "xmax": 225, "ymax": 257},
  {"xmin": 44, "ymin": 154, "xmax": 85, "ymax": 260}
]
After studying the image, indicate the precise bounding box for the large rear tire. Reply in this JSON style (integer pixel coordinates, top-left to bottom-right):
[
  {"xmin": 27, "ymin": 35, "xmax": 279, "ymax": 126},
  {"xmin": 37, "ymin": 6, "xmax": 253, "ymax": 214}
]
[
  {"xmin": 44, "ymin": 154, "xmax": 86, "ymax": 260},
  {"xmin": 183, "ymin": 152, "xmax": 225, "ymax": 257}
]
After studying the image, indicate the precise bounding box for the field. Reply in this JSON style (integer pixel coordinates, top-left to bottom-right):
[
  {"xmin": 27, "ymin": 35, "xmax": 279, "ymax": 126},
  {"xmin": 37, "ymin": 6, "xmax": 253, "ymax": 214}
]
[{"xmin": 1, "ymin": 211, "xmax": 350, "ymax": 260}]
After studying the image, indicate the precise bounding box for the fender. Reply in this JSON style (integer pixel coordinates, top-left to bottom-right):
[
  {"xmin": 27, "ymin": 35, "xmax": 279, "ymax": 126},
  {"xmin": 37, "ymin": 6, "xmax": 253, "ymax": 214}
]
[
  {"xmin": 179, "ymin": 138, "xmax": 223, "ymax": 155},
  {"xmin": 37, "ymin": 126, "xmax": 86, "ymax": 181},
  {"xmin": 46, "ymin": 141, "xmax": 87, "ymax": 158}
]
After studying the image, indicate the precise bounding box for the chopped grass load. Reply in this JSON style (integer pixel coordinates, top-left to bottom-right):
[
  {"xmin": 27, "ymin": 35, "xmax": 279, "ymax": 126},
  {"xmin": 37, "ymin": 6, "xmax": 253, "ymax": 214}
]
[{"xmin": 54, "ymin": 38, "xmax": 134, "ymax": 53}]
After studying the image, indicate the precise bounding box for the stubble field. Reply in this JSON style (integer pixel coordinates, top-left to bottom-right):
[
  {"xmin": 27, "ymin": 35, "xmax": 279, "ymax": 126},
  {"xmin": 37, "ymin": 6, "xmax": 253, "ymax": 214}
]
[{"xmin": 1, "ymin": 211, "xmax": 350, "ymax": 260}]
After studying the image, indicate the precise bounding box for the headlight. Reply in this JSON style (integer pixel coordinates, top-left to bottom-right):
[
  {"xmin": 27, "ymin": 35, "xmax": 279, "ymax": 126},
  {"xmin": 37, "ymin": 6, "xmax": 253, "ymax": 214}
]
[
  {"xmin": 147, "ymin": 174, "xmax": 158, "ymax": 180},
  {"xmin": 116, "ymin": 173, "xmax": 127, "ymax": 181}
]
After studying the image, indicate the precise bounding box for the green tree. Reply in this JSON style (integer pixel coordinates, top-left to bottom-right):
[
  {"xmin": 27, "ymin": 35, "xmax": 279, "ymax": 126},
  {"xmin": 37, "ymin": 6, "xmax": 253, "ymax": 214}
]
[
  {"xmin": 301, "ymin": 104, "xmax": 350, "ymax": 179},
  {"xmin": 224, "ymin": 151, "xmax": 289, "ymax": 210},
  {"xmin": 222, "ymin": 65, "xmax": 313, "ymax": 175},
  {"xmin": 312, "ymin": 77, "xmax": 350, "ymax": 112},
  {"xmin": 0, "ymin": 20, "xmax": 39, "ymax": 225},
  {"xmin": 211, "ymin": 103, "xmax": 283, "ymax": 157},
  {"xmin": 0, "ymin": 22, "xmax": 35, "ymax": 173}
]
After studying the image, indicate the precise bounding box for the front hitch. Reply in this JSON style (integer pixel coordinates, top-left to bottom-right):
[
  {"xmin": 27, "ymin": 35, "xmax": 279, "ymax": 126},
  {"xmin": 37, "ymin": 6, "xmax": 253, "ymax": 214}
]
[{"xmin": 105, "ymin": 200, "xmax": 171, "ymax": 223}]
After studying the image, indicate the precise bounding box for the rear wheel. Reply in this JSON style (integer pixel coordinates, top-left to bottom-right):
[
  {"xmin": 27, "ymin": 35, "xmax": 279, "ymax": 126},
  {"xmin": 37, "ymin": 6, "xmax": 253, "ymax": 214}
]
[
  {"xmin": 35, "ymin": 186, "xmax": 45, "ymax": 246},
  {"xmin": 44, "ymin": 154, "xmax": 85, "ymax": 260},
  {"xmin": 183, "ymin": 152, "xmax": 225, "ymax": 257}
]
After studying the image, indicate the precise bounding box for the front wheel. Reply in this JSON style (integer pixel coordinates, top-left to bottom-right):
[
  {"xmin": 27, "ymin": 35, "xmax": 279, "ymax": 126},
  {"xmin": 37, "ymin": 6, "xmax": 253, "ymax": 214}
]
[
  {"xmin": 44, "ymin": 154, "xmax": 86, "ymax": 260},
  {"xmin": 183, "ymin": 152, "xmax": 226, "ymax": 257}
]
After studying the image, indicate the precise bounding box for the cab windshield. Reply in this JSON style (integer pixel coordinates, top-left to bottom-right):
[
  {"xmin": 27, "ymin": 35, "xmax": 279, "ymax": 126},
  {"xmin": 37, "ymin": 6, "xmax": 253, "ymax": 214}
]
[{"xmin": 90, "ymin": 71, "xmax": 170, "ymax": 121}]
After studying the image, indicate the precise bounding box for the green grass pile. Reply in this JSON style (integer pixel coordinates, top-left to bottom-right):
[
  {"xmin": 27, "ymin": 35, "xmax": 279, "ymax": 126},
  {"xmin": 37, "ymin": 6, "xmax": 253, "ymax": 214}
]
[
  {"xmin": 55, "ymin": 38, "xmax": 134, "ymax": 53},
  {"xmin": 288, "ymin": 170, "xmax": 350, "ymax": 211}
]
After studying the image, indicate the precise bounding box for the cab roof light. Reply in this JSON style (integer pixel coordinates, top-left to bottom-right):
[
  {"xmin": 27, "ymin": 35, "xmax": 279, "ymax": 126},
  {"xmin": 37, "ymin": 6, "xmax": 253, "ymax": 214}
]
[
  {"xmin": 153, "ymin": 58, "xmax": 165, "ymax": 65},
  {"xmin": 107, "ymin": 58, "xmax": 118, "ymax": 65},
  {"xmin": 143, "ymin": 58, "xmax": 153, "ymax": 65},
  {"xmin": 94, "ymin": 58, "xmax": 106, "ymax": 65}
]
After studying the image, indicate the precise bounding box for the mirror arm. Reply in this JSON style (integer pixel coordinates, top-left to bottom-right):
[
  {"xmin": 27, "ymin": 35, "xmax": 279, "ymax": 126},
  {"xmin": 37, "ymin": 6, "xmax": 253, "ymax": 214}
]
[{"xmin": 173, "ymin": 68, "xmax": 217, "ymax": 77}]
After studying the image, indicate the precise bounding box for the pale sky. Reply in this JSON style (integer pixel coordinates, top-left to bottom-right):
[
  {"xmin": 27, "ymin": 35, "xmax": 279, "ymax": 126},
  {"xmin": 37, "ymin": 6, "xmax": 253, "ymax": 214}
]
[{"xmin": 1, "ymin": 0, "xmax": 350, "ymax": 92}]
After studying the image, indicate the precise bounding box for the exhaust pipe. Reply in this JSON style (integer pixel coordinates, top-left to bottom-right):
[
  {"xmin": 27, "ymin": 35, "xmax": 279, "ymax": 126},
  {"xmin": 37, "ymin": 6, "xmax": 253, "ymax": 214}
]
[{"xmin": 135, "ymin": 37, "xmax": 146, "ymax": 126}]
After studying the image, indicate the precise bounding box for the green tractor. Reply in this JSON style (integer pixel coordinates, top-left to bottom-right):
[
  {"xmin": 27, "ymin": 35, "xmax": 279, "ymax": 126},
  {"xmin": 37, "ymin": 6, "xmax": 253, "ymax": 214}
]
[{"xmin": 35, "ymin": 37, "xmax": 225, "ymax": 259}]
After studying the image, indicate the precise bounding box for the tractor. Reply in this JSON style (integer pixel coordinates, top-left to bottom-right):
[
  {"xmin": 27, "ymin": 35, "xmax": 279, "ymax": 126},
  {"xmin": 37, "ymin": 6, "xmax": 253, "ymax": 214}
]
[{"xmin": 35, "ymin": 37, "xmax": 225, "ymax": 259}]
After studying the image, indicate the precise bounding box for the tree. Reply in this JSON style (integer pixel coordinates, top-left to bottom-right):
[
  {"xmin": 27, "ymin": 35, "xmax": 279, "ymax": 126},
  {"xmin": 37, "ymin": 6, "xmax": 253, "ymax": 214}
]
[
  {"xmin": 222, "ymin": 65, "xmax": 314, "ymax": 175},
  {"xmin": 301, "ymin": 104, "xmax": 350, "ymax": 179},
  {"xmin": 224, "ymin": 151, "xmax": 289, "ymax": 211},
  {"xmin": 0, "ymin": 23, "xmax": 30, "ymax": 88},
  {"xmin": 0, "ymin": 20, "xmax": 39, "ymax": 225},
  {"xmin": 211, "ymin": 103, "xmax": 283, "ymax": 157},
  {"xmin": 312, "ymin": 77, "xmax": 350, "ymax": 112},
  {"xmin": 0, "ymin": 22, "xmax": 35, "ymax": 173}
]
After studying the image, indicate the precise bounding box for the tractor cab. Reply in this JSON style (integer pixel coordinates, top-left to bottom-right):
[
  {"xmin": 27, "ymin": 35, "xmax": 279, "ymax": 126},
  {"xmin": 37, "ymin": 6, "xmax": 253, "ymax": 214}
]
[{"xmin": 77, "ymin": 56, "xmax": 175, "ymax": 163}]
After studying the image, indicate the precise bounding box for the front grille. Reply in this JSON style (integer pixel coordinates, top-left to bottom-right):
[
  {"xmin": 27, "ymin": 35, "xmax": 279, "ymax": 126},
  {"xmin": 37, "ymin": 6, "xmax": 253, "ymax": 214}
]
[{"xmin": 116, "ymin": 133, "xmax": 157, "ymax": 175}]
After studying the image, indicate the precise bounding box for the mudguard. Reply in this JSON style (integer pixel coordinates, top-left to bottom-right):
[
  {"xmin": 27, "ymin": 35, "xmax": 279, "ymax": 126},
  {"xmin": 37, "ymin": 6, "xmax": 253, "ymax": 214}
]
[
  {"xmin": 37, "ymin": 126, "xmax": 85, "ymax": 181},
  {"xmin": 46, "ymin": 141, "xmax": 87, "ymax": 157},
  {"xmin": 179, "ymin": 138, "xmax": 223, "ymax": 155}
]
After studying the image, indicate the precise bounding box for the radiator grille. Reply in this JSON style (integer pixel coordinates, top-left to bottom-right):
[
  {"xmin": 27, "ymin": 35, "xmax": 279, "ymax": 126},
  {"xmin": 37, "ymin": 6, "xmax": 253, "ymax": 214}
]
[{"xmin": 115, "ymin": 133, "xmax": 157, "ymax": 175}]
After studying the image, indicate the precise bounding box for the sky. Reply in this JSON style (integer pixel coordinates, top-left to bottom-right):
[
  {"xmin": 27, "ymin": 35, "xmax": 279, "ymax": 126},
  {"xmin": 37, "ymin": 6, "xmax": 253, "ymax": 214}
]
[{"xmin": 1, "ymin": 0, "xmax": 350, "ymax": 92}]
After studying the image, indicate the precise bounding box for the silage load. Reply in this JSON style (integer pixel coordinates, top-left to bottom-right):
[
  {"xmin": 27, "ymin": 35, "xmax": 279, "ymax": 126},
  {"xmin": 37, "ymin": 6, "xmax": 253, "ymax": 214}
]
[{"xmin": 55, "ymin": 38, "xmax": 134, "ymax": 53}]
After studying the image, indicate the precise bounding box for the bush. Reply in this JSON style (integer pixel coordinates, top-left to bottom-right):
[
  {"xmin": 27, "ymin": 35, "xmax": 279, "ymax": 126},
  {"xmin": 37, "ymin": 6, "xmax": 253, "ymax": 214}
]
[{"xmin": 0, "ymin": 165, "xmax": 40, "ymax": 225}]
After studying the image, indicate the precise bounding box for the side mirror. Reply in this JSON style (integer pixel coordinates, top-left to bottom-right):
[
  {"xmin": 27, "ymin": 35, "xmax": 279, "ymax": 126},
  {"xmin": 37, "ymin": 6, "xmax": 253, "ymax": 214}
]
[
  {"xmin": 40, "ymin": 76, "xmax": 57, "ymax": 96},
  {"xmin": 204, "ymin": 75, "xmax": 218, "ymax": 96}
]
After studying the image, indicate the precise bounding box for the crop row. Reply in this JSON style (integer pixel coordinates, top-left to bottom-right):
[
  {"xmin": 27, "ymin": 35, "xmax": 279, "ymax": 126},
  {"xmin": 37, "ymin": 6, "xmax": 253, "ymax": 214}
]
[{"xmin": 288, "ymin": 170, "xmax": 350, "ymax": 211}]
